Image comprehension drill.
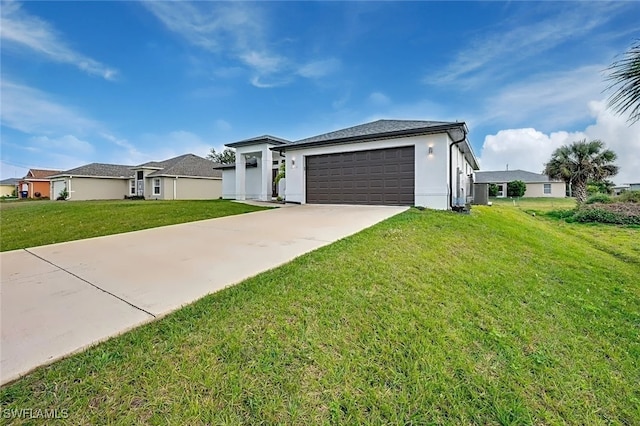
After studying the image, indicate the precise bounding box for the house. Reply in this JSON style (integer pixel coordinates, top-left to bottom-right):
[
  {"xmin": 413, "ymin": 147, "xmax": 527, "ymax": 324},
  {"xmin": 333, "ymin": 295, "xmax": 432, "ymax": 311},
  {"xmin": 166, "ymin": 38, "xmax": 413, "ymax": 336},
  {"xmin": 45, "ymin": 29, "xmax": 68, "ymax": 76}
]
[
  {"xmin": 474, "ymin": 170, "xmax": 565, "ymax": 198},
  {"xmin": 215, "ymin": 136, "xmax": 288, "ymax": 201},
  {"xmin": 17, "ymin": 169, "xmax": 62, "ymax": 199},
  {"xmin": 49, "ymin": 154, "xmax": 222, "ymax": 200},
  {"xmin": 629, "ymin": 183, "xmax": 640, "ymax": 191},
  {"xmin": 0, "ymin": 178, "xmax": 19, "ymax": 197},
  {"xmin": 219, "ymin": 119, "xmax": 479, "ymax": 210}
]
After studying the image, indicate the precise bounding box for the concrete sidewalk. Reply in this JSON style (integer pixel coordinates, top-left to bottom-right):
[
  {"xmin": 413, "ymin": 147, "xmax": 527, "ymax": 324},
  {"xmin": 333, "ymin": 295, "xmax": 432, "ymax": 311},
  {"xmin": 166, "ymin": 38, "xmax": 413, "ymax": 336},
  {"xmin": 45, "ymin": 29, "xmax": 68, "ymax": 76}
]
[{"xmin": 0, "ymin": 204, "xmax": 407, "ymax": 385}]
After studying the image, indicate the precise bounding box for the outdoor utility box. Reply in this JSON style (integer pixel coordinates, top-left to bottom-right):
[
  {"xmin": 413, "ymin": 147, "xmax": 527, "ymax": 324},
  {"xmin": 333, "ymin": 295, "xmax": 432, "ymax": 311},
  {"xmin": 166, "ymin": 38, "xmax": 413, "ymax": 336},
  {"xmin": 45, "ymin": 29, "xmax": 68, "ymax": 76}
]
[{"xmin": 473, "ymin": 183, "xmax": 489, "ymax": 205}]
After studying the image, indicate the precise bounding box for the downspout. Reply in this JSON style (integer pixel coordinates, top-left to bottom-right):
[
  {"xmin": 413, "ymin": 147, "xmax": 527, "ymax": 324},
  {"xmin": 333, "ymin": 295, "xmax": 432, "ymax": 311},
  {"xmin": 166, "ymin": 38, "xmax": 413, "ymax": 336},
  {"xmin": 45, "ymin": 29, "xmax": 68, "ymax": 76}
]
[
  {"xmin": 68, "ymin": 176, "xmax": 72, "ymax": 200},
  {"xmin": 174, "ymin": 177, "xmax": 177, "ymax": 200},
  {"xmin": 448, "ymin": 125, "xmax": 468, "ymax": 210}
]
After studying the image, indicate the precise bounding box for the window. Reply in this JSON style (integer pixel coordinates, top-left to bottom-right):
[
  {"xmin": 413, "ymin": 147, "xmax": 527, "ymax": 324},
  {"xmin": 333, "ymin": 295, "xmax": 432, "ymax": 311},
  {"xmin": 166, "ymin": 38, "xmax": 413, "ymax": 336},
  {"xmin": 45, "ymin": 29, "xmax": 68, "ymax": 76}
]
[
  {"xmin": 497, "ymin": 184, "xmax": 505, "ymax": 197},
  {"xmin": 544, "ymin": 183, "xmax": 551, "ymax": 194},
  {"xmin": 137, "ymin": 171, "xmax": 143, "ymax": 180},
  {"xmin": 272, "ymin": 160, "xmax": 279, "ymax": 166},
  {"xmin": 153, "ymin": 178, "xmax": 161, "ymax": 195},
  {"xmin": 130, "ymin": 180, "xmax": 135, "ymax": 195}
]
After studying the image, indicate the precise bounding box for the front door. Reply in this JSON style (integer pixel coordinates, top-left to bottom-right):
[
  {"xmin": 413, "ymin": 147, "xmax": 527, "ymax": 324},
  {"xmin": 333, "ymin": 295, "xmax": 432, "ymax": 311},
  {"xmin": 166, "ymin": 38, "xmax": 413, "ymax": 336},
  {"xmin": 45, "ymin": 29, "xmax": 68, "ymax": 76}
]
[
  {"xmin": 136, "ymin": 171, "xmax": 144, "ymax": 196},
  {"xmin": 272, "ymin": 168, "xmax": 278, "ymax": 197}
]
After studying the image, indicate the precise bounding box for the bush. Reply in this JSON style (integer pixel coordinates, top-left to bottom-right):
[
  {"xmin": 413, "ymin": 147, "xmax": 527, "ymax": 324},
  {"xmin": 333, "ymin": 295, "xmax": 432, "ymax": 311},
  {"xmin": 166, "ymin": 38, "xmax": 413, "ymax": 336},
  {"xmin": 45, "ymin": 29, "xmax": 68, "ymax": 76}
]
[
  {"xmin": 585, "ymin": 194, "xmax": 613, "ymax": 204},
  {"xmin": 507, "ymin": 180, "xmax": 526, "ymax": 197},
  {"xmin": 617, "ymin": 190, "xmax": 640, "ymax": 203},
  {"xmin": 545, "ymin": 209, "xmax": 577, "ymax": 220},
  {"xmin": 124, "ymin": 195, "xmax": 145, "ymax": 200},
  {"xmin": 489, "ymin": 184, "xmax": 499, "ymax": 197},
  {"xmin": 572, "ymin": 206, "xmax": 640, "ymax": 225}
]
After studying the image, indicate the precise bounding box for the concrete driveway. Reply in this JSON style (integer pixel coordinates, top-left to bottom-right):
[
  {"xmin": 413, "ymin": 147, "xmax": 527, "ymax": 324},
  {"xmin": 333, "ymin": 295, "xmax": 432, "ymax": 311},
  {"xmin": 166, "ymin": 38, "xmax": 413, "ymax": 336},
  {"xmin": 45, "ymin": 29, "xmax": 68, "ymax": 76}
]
[{"xmin": 0, "ymin": 204, "xmax": 407, "ymax": 385}]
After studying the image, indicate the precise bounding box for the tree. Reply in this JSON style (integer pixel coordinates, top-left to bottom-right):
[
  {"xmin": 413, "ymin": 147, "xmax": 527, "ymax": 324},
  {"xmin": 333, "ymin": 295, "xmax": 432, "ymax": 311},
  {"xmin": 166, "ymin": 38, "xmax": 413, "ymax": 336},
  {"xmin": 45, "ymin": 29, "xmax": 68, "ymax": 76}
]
[
  {"xmin": 207, "ymin": 148, "xmax": 235, "ymax": 164},
  {"xmin": 488, "ymin": 183, "xmax": 499, "ymax": 197},
  {"xmin": 606, "ymin": 39, "xmax": 640, "ymax": 124},
  {"xmin": 544, "ymin": 140, "xmax": 618, "ymax": 204},
  {"xmin": 507, "ymin": 180, "xmax": 526, "ymax": 197},
  {"xmin": 587, "ymin": 179, "xmax": 615, "ymax": 196}
]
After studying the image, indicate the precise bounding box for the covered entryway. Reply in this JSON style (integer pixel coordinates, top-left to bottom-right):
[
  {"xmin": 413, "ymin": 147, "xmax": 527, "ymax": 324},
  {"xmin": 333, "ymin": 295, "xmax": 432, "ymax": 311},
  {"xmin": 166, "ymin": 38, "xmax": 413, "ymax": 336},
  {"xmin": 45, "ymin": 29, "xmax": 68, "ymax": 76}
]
[
  {"xmin": 305, "ymin": 146, "xmax": 415, "ymax": 205},
  {"xmin": 52, "ymin": 180, "xmax": 66, "ymax": 200}
]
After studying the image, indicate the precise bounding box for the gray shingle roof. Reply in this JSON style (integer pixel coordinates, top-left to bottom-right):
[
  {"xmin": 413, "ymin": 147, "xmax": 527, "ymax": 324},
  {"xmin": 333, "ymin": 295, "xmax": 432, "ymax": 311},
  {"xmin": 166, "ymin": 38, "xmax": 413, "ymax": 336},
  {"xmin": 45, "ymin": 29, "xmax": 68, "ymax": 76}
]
[
  {"xmin": 226, "ymin": 135, "xmax": 290, "ymax": 148},
  {"xmin": 0, "ymin": 178, "xmax": 19, "ymax": 185},
  {"xmin": 141, "ymin": 154, "xmax": 222, "ymax": 178},
  {"xmin": 475, "ymin": 170, "xmax": 559, "ymax": 183},
  {"xmin": 288, "ymin": 119, "xmax": 458, "ymax": 147},
  {"xmin": 54, "ymin": 163, "xmax": 135, "ymax": 178}
]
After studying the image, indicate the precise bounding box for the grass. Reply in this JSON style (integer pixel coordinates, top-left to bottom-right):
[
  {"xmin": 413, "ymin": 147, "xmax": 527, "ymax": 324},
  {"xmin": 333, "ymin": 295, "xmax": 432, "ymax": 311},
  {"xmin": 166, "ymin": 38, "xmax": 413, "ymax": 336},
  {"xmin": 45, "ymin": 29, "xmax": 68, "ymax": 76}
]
[
  {"xmin": 0, "ymin": 199, "xmax": 267, "ymax": 252},
  {"xmin": 489, "ymin": 196, "xmax": 577, "ymax": 213},
  {"xmin": 1, "ymin": 204, "xmax": 639, "ymax": 424}
]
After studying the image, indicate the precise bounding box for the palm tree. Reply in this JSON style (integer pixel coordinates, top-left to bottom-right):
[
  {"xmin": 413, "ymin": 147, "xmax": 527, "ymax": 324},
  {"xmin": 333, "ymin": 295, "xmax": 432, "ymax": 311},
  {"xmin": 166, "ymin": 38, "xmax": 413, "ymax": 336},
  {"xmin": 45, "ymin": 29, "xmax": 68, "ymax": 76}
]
[
  {"xmin": 544, "ymin": 140, "xmax": 618, "ymax": 204},
  {"xmin": 606, "ymin": 39, "xmax": 640, "ymax": 124}
]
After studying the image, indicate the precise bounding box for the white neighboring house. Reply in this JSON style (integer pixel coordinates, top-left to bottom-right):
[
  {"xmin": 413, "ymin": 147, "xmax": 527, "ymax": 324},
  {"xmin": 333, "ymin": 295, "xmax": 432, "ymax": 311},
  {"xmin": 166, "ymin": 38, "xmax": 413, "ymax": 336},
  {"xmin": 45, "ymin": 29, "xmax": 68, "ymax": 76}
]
[
  {"xmin": 474, "ymin": 170, "xmax": 565, "ymax": 198},
  {"xmin": 219, "ymin": 119, "xmax": 479, "ymax": 210},
  {"xmin": 48, "ymin": 154, "xmax": 222, "ymax": 200}
]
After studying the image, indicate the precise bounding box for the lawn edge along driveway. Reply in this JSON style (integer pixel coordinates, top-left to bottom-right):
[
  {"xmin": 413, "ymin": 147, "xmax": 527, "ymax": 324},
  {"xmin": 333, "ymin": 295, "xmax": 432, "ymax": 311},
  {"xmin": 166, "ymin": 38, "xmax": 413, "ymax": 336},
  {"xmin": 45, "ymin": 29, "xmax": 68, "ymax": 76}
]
[{"xmin": 0, "ymin": 204, "xmax": 407, "ymax": 385}]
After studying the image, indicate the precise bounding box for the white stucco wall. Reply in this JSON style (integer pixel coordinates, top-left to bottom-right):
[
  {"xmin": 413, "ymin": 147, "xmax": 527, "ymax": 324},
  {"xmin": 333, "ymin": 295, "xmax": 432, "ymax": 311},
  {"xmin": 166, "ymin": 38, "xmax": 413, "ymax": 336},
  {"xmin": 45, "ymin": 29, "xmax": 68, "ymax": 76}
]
[
  {"xmin": 284, "ymin": 133, "xmax": 474, "ymax": 209},
  {"xmin": 222, "ymin": 169, "xmax": 236, "ymax": 199}
]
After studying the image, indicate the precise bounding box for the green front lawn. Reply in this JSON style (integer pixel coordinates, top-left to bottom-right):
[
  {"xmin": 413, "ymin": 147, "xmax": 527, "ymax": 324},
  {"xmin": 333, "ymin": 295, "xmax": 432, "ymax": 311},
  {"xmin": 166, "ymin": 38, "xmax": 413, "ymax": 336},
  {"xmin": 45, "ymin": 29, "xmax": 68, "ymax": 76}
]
[
  {"xmin": 489, "ymin": 196, "xmax": 576, "ymax": 213},
  {"xmin": 0, "ymin": 200, "xmax": 267, "ymax": 252},
  {"xmin": 1, "ymin": 204, "xmax": 638, "ymax": 424}
]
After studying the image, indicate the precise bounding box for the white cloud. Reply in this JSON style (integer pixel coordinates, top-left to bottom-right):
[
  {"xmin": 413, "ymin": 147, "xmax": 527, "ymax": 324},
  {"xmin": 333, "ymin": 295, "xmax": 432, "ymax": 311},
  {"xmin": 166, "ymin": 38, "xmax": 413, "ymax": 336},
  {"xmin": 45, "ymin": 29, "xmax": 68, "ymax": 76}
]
[
  {"xmin": 427, "ymin": 2, "xmax": 625, "ymax": 87},
  {"xmin": 297, "ymin": 58, "xmax": 340, "ymax": 78},
  {"xmin": 0, "ymin": 0, "xmax": 118, "ymax": 80},
  {"xmin": 0, "ymin": 80, "xmax": 99, "ymax": 135},
  {"xmin": 214, "ymin": 119, "xmax": 232, "ymax": 132},
  {"xmin": 482, "ymin": 65, "xmax": 606, "ymax": 130},
  {"xmin": 479, "ymin": 100, "xmax": 640, "ymax": 184},
  {"xmin": 368, "ymin": 91, "xmax": 390, "ymax": 107},
  {"xmin": 30, "ymin": 134, "xmax": 94, "ymax": 155},
  {"xmin": 143, "ymin": 1, "xmax": 339, "ymax": 87}
]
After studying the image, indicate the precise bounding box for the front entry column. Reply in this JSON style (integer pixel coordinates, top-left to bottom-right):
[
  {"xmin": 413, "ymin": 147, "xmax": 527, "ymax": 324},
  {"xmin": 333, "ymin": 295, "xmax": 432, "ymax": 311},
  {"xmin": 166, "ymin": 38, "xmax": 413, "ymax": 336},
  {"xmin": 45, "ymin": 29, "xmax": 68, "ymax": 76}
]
[
  {"xmin": 259, "ymin": 147, "xmax": 273, "ymax": 201},
  {"xmin": 236, "ymin": 154, "xmax": 246, "ymax": 200}
]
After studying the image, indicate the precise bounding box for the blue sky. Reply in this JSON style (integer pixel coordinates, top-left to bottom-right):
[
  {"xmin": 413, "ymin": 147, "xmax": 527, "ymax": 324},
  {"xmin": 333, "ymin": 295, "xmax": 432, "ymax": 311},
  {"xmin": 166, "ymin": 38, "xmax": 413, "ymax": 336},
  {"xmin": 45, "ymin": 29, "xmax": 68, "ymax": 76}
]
[{"xmin": 1, "ymin": 1, "xmax": 639, "ymax": 183}]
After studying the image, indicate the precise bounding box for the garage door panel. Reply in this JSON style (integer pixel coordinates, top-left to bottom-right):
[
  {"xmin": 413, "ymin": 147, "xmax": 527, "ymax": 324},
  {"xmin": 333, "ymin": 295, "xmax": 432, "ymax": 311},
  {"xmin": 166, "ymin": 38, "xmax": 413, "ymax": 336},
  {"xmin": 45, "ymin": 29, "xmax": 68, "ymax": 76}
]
[{"xmin": 306, "ymin": 146, "xmax": 415, "ymax": 205}]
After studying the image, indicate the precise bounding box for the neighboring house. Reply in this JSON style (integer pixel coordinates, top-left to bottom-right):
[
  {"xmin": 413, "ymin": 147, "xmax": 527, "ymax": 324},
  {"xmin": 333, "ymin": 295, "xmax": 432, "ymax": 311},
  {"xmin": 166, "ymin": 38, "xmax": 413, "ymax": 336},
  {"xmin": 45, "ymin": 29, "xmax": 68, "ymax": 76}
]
[
  {"xmin": 18, "ymin": 169, "xmax": 62, "ymax": 199},
  {"xmin": 613, "ymin": 185, "xmax": 630, "ymax": 195},
  {"xmin": 49, "ymin": 154, "xmax": 222, "ymax": 200},
  {"xmin": 474, "ymin": 170, "xmax": 565, "ymax": 198},
  {"xmin": 0, "ymin": 178, "xmax": 19, "ymax": 197},
  {"xmin": 629, "ymin": 183, "xmax": 640, "ymax": 191},
  {"xmin": 219, "ymin": 119, "xmax": 479, "ymax": 210}
]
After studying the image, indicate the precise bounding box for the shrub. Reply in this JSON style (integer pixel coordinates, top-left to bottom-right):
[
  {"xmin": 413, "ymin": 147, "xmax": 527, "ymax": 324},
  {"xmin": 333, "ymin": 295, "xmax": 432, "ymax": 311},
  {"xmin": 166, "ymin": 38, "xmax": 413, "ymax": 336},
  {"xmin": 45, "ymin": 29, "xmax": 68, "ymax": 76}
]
[
  {"xmin": 57, "ymin": 188, "xmax": 69, "ymax": 200},
  {"xmin": 572, "ymin": 205, "xmax": 640, "ymax": 225},
  {"xmin": 124, "ymin": 195, "xmax": 145, "ymax": 200},
  {"xmin": 585, "ymin": 194, "xmax": 613, "ymax": 204},
  {"xmin": 507, "ymin": 180, "xmax": 526, "ymax": 197},
  {"xmin": 545, "ymin": 209, "xmax": 576, "ymax": 220},
  {"xmin": 489, "ymin": 183, "xmax": 499, "ymax": 197},
  {"xmin": 617, "ymin": 190, "xmax": 640, "ymax": 203}
]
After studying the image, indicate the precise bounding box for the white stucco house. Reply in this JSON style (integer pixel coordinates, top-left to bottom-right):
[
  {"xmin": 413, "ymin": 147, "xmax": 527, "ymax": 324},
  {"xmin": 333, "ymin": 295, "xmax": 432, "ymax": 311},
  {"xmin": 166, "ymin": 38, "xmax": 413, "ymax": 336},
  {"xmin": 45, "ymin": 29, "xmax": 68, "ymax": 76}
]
[
  {"xmin": 49, "ymin": 154, "xmax": 222, "ymax": 200},
  {"xmin": 474, "ymin": 170, "xmax": 565, "ymax": 198},
  {"xmin": 218, "ymin": 119, "xmax": 479, "ymax": 210}
]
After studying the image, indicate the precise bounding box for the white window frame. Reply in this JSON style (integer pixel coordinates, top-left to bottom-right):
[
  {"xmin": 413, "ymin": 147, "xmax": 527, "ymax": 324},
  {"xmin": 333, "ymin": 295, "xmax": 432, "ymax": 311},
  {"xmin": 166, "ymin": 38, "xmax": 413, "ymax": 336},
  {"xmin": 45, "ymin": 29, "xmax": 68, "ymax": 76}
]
[
  {"xmin": 497, "ymin": 184, "xmax": 505, "ymax": 197},
  {"xmin": 543, "ymin": 183, "xmax": 551, "ymax": 195},
  {"xmin": 129, "ymin": 180, "xmax": 136, "ymax": 195},
  {"xmin": 153, "ymin": 178, "xmax": 161, "ymax": 195}
]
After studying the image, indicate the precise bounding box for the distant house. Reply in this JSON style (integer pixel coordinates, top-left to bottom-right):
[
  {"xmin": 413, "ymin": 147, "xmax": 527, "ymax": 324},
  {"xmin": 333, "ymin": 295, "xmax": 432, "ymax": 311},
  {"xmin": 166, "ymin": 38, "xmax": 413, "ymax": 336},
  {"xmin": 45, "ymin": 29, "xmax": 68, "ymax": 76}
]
[
  {"xmin": 629, "ymin": 183, "xmax": 640, "ymax": 191},
  {"xmin": 18, "ymin": 169, "xmax": 62, "ymax": 199},
  {"xmin": 0, "ymin": 178, "xmax": 19, "ymax": 197},
  {"xmin": 475, "ymin": 170, "xmax": 565, "ymax": 198},
  {"xmin": 49, "ymin": 154, "xmax": 222, "ymax": 200}
]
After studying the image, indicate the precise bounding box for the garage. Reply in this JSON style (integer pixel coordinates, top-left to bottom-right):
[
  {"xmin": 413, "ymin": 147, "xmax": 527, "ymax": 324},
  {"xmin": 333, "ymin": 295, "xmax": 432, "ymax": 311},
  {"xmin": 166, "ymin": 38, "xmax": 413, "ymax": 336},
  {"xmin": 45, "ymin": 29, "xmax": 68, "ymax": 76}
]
[
  {"xmin": 305, "ymin": 146, "xmax": 415, "ymax": 205},
  {"xmin": 52, "ymin": 180, "xmax": 66, "ymax": 200}
]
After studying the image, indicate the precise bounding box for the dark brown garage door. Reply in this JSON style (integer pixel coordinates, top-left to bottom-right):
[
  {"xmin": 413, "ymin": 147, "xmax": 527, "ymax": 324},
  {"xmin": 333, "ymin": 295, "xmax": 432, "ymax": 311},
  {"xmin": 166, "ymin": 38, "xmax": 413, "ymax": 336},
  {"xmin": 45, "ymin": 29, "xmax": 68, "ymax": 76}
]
[{"xmin": 306, "ymin": 146, "xmax": 415, "ymax": 205}]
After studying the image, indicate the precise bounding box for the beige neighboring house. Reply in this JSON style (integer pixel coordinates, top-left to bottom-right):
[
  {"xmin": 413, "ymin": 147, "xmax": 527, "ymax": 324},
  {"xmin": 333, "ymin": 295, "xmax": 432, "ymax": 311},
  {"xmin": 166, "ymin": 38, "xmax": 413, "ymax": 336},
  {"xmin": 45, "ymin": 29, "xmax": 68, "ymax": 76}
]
[
  {"xmin": 0, "ymin": 178, "xmax": 19, "ymax": 197},
  {"xmin": 49, "ymin": 154, "xmax": 222, "ymax": 200},
  {"xmin": 475, "ymin": 170, "xmax": 565, "ymax": 198}
]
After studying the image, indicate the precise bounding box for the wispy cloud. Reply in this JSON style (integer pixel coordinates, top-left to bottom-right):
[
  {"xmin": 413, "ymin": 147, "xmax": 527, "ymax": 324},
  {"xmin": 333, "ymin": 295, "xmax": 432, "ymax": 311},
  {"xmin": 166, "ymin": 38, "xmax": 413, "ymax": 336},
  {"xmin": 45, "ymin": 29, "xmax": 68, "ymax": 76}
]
[
  {"xmin": 142, "ymin": 1, "xmax": 339, "ymax": 88},
  {"xmin": 368, "ymin": 92, "xmax": 390, "ymax": 107},
  {"xmin": 0, "ymin": 0, "xmax": 118, "ymax": 80},
  {"xmin": 0, "ymin": 79, "xmax": 99, "ymax": 135},
  {"xmin": 480, "ymin": 65, "xmax": 606, "ymax": 130},
  {"xmin": 426, "ymin": 3, "xmax": 625, "ymax": 88}
]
